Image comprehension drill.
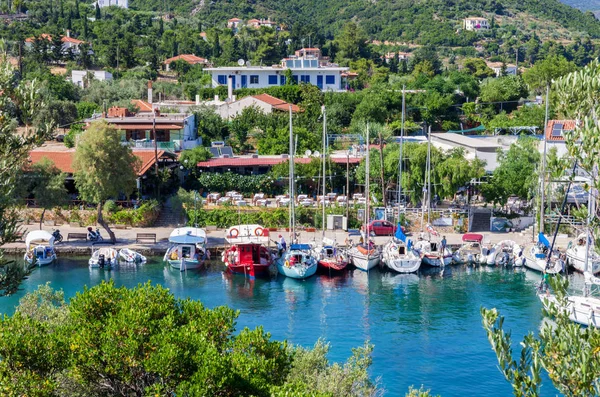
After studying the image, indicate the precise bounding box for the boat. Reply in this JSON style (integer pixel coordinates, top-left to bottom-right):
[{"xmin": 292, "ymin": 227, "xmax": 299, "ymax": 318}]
[
  {"xmin": 523, "ymin": 233, "xmax": 564, "ymax": 274},
  {"xmin": 312, "ymin": 107, "xmax": 349, "ymax": 273},
  {"xmin": 347, "ymin": 123, "xmax": 381, "ymax": 271},
  {"xmin": 89, "ymin": 247, "xmax": 118, "ymax": 268},
  {"xmin": 222, "ymin": 224, "xmax": 273, "ymax": 278},
  {"xmin": 452, "ymin": 233, "xmax": 484, "ymax": 264},
  {"xmin": 163, "ymin": 227, "xmax": 208, "ymax": 271},
  {"xmin": 274, "ymin": 105, "xmax": 318, "ymax": 279},
  {"xmin": 382, "ymin": 225, "xmax": 421, "ymax": 273},
  {"xmin": 23, "ymin": 230, "xmax": 57, "ymax": 266},
  {"xmin": 413, "ymin": 237, "xmax": 453, "ymax": 267},
  {"xmin": 566, "ymin": 233, "xmax": 600, "ymax": 274},
  {"xmin": 118, "ymin": 248, "xmax": 147, "ymax": 263},
  {"xmin": 381, "ymin": 100, "xmax": 421, "ymax": 274},
  {"xmin": 480, "ymin": 240, "xmax": 524, "ymax": 266}
]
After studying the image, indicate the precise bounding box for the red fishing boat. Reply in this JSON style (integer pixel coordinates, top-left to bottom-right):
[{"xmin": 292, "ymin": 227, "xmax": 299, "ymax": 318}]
[{"xmin": 221, "ymin": 224, "xmax": 274, "ymax": 278}]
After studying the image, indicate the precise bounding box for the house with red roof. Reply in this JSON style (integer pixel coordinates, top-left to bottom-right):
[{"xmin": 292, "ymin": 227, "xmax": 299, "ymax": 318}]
[
  {"xmin": 213, "ymin": 93, "xmax": 302, "ymax": 119},
  {"xmin": 545, "ymin": 119, "xmax": 576, "ymax": 157},
  {"xmin": 25, "ymin": 31, "xmax": 88, "ymax": 55},
  {"xmin": 163, "ymin": 54, "xmax": 210, "ymax": 71}
]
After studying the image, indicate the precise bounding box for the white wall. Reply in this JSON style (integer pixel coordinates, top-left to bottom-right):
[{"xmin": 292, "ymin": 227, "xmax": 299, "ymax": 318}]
[
  {"xmin": 208, "ymin": 68, "xmax": 345, "ymax": 92},
  {"xmin": 215, "ymin": 97, "xmax": 273, "ymax": 119},
  {"xmin": 71, "ymin": 70, "xmax": 113, "ymax": 87},
  {"xmin": 94, "ymin": 0, "xmax": 128, "ymax": 8}
]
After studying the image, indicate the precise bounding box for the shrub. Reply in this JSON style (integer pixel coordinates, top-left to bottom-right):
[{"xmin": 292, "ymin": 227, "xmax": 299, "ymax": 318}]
[{"xmin": 103, "ymin": 200, "xmax": 117, "ymax": 214}]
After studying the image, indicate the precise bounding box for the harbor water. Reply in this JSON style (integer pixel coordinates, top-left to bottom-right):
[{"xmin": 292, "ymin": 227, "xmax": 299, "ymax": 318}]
[{"xmin": 0, "ymin": 257, "xmax": 559, "ymax": 396}]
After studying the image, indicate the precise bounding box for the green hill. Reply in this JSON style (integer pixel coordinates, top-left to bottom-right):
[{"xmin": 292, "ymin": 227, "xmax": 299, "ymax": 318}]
[{"xmin": 127, "ymin": 0, "xmax": 600, "ymax": 42}]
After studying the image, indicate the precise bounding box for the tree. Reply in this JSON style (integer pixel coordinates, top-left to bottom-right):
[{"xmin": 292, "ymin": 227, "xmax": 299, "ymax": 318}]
[
  {"xmin": 334, "ymin": 22, "xmax": 369, "ymax": 65},
  {"xmin": 462, "ymin": 58, "xmax": 496, "ymax": 79},
  {"xmin": 0, "ymin": 46, "xmax": 52, "ymax": 296},
  {"xmin": 522, "ymin": 55, "xmax": 576, "ymax": 93},
  {"xmin": 481, "ymin": 137, "xmax": 540, "ymax": 205},
  {"xmin": 179, "ymin": 146, "xmax": 213, "ymax": 175},
  {"xmin": 482, "ymin": 276, "xmax": 600, "ymax": 397},
  {"xmin": 94, "ymin": 2, "xmax": 100, "ymax": 20},
  {"xmin": 479, "ymin": 75, "xmax": 529, "ymax": 103},
  {"xmin": 72, "ymin": 122, "xmax": 139, "ymax": 243},
  {"xmin": 21, "ymin": 158, "xmax": 69, "ymax": 229}
]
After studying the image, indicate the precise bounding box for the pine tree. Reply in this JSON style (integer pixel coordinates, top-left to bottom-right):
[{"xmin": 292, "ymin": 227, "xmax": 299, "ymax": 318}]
[
  {"xmin": 95, "ymin": 3, "xmax": 101, "ymax": 20},
  {"xmin": 74, "ymin": 0, "xmax": 79, "ymax": 19}
]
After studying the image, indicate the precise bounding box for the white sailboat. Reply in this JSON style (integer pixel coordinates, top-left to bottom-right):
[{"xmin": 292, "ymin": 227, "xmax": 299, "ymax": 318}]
[
  {"xmin": 276, "ymin": 105, "xmax": 318, "ymax": 279},
  {"xmin": 523, "ymin": 232, "xmax": 564, "ymax": 274},
  {"xmin": 347, "ymin": 123, "xmax": 381, "ymax": 271},
  {"xmin": 382, "ymin": 88, "xmax": 421, "ymax": 274},
  {"xmin": 566, "ymin": 233, "xmax": 600, "ymax": 274}
]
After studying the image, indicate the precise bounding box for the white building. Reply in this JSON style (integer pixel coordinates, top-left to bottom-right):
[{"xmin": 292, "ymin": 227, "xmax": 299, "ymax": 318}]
[
  {"xmin": 204, "ymin": 54, "xmax": 349, "ymax": 92},
  {"xmin": 486, "ymin": 62, "xmax": 517, "ymax": 77},
  {"xmin": 212, "ymin": 93, "xmax": 302, "ymax": 119},
  {"xmin": 464, "ymin": 17, "xmax": 489, "ymax": 31},
  {"xmin": 92, "ymin": 0, "xmax": 128, "ymax": 9},
  {"xmin": 71, "ymin": 70, "xmax": 112, "ymax": 87},
  {"xmin": 25, "ymin": 32, "xmax": 87, "ymax": 55}
]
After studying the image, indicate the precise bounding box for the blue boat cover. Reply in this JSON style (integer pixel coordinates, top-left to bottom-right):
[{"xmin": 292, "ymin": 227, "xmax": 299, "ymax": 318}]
[
  {"xmin": 395, "ymin": 224, "xmax": 407, "ymax": 242},
  {"xmin": 535, "ymin": 253, "xmax": 546, "ymax": 259},
  {"xmin": 538, "ymin": 232, "xmax": 550, "ymax": 248},
  {"xmin": 290, "ymin": 244, "xmax": 311, "ymax": 251}
]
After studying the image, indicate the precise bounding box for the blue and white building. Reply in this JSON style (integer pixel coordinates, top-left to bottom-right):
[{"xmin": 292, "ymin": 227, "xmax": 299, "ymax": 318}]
[{"xmin": 204, "ymin": 50, "xmax": 349, "ymax": 92}]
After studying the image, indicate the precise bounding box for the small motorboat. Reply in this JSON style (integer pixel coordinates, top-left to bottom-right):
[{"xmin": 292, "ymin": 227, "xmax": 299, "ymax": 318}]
[
  {"xmin": 118, "ymin": 248, "xmax": 147, "ymax": 263},
  {"xmin": 163, "ymin": 227, "xmax": 209, "ymax": 271},
  {"xmin": 24, "ymin": 230, "xmax": 57, "ymax": 266},
  {"xmin": 89, "ymin": 247, "xmax": 119, "ymax": 268},
  {"xmin": 480, "ymin": 240, "xmax": 524, "ymax": 266},
  {"xmin": 452, "ymin": 233, "xmax": 483, "ymax": 264}
]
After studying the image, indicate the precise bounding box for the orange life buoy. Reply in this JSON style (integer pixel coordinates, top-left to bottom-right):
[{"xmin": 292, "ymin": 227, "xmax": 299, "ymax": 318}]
[
  {"xmin": 230, "ymin": 228, "xmax": 239, "ymax": 238},
  {"xmin": 255, "ymin": 227, "xmax": 263, "ymax": 236}
]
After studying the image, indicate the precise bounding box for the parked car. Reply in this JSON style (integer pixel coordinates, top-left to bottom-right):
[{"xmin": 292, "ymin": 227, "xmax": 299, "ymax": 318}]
[{"xmin": 362, "ymin": 220, "xmax": 399, "ymax": 236}]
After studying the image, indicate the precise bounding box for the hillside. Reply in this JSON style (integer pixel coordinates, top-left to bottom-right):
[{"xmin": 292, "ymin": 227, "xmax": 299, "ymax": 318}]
[
  {"xmin": 125, "ymin": 0, "xmax": 600, "ymax": 42},
  {"xmin": 561, "ymin": 0, "xmax": 600, "ymax": 12}
]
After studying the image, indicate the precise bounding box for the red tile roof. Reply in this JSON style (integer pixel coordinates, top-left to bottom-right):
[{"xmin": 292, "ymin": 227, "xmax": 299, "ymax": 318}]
[
  {"xmin": 131, "ymin": 99, "xmax": 153, "ymax": 112},
  {"xmin": 546, "ymin": 120, "xmax": 576, "ymax": 141},
  {"xmin": 197, "ymin": 156, "xmax": 362, "ymax": 168},
  {"xmin": 29, "ymin": 150, "xmax": 171, "ymax": 176},
  {"xmin": 109, "ymin": 124, "xmax": 184, "ymax": 130},
  {"xmin": 251, "ymin": 94, "xmax": 302, "ymax": 113},
  {"xmin": 164, "ymin": 54, "xmax": 209, "ymax": 65},
  {"xmin": 25, "ymin": 33, "xmax": 84, "ymax": 45},
  {"xmin": 228, "ymin": 18, "xmax": 242, "ymax": 22}
]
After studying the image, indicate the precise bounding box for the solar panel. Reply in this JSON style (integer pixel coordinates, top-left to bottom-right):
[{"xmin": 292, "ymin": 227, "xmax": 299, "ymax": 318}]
[
  {"xmin": 209, "ymin": 147, "xmax": 220, "ymax": 157},
  {"xmin": 220, "ymin": 146, "xmax": 234, "ymax": 157},
  {"xmin": 551, "ymin": 123, "xmax": 563, "ymax": 137}
]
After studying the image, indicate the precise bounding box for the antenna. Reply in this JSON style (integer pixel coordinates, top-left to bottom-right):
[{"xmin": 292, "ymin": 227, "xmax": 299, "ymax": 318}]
[{"xmin": 237, "ymin": 59, "xmax": 245, "ymax": 66}]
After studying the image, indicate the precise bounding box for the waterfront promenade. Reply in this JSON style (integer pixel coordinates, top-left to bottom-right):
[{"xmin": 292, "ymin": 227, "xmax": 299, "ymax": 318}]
[{"xmin": 2, "ymin": 223, "xmax": 571, "ymax": 257}]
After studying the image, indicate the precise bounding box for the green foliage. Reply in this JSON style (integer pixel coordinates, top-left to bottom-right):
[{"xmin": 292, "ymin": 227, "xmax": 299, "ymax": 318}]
[
  {"xmin": 405, "ymin": 386, "xmax": 441, "ymax": 397},
  {"xmin": 103, "ymin": 199, "xmax": 117, "ymax": 214},
  {"xmin": 197, "ymin": 172, "xmax": 277, "ymax": 196},
  {"xmin": 462, "ymin": 58, "xmax": 496, "ymax": 79},
  {"xmin": 179, "ymin": 146, "xmax": 213, "ymax": 172},
  {"xmin": 75, "ymin": 101, "xmax": 99, "ymax": 119},
  {"xmin": 479, "ymin": 76, "xmax": 529, "ymax": 103},
  {"xmin": 481, "ymin": 137, "xmax": 540, "ymax": 205},
  {"xmin": 106, "ymin": 200, "xmax": 160, "ymax": 227},
  {"xmin": 0, "ymin": 282, "xmax": 381, "ymax": 396},
  {"xmin": 523, "ymin": 55, "xmax": 577, "ymax": 91}
]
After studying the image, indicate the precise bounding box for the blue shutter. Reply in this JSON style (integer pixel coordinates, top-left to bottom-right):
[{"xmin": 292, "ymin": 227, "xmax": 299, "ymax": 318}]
[
  {"xmin": 268, "ymin": 75, "xmax": 278, "ymax": 85},
  {"xmin": 280, "ymin": 75, "xmax": 286, "ymax": 85},
  {"xmin": 325, "ymin": 75, "xmax": 335, "ymax": 85},
  {"xmin": 317, "ymin": 75, "xmax": 323, "ymax": 89},
  {"xmin": 217, "ymin": 75, "xmax": 226, "ymax": 85}
]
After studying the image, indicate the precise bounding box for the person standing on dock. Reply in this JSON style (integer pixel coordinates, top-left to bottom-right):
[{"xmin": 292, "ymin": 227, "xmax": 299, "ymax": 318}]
[{"xmin": 278, "ymin": 235, "xmax": 287, "ymax": 254}]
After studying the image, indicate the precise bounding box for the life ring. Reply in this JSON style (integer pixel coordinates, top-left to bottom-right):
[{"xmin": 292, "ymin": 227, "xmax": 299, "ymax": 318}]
[
  {"xmin": 229, "ymin": 228, "xmax": 239, "ymax": 238},
  {"xmin": 255, "ymin": 227, "xmax": 263, "ymax": 236}
]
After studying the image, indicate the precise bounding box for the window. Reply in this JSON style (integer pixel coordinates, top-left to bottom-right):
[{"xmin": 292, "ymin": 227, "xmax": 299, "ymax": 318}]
[
  {"xmin": 303, "ymin": 60, "xmax": 310, "ymax": 68},
  {"xmin": 217, "ymin": 75, "xmax": 227, "ymax": 85},
  {"xmin": 294, "ymin": 60, "xmax": 301, "ymax": 68},
  {"xmin": 325, "ymin": 75, "xmax": 335, "ymax": 85},
  {"xmin": 286, "ymin": 60, "xmax": 293, "ymax": 67},
  {"xmin": 250, "ymin": 75, "xmax": 259, "ymax": 84},
  {"xmin": 300, "ymin": 75, "xmax": 310, "ymax": 83},
  {"xmin": 292, "ymin": 75, "xmax": 298, "ymax": 83},
  {"xmin": 268, "ymin": 75, "xmax": 278, "ymax": 85},
  {"xmin": 311, "ymin": 60, "xmax": 318, "ymax": 67},
  {"xmin": 280, "ymin": 75, "xmax": 286, "ymax": 85}
]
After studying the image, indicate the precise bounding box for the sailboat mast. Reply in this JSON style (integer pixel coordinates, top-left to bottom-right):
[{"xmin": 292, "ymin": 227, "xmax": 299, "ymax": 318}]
[
  {"xmin": 322, "ymin": 105, "xmax": 327, "ymax": 237},
  {"xmin": 539, "ymin": 84, "xmax": 550, "ymax": 234},
  {"xmin": 427, "ymin": 125, "xmax": 432, "ymax": 223},
  {"xmin": 421, "ymin": 126, "xmax": 429, "ymax": 232},
  {"xmin": 289, "ymin": 105, "xmax": 294, "ymax": 244},
  {"xmin": 366, "ymin": 123, "xmax": 370, "ymax": 229},
  {"xmin": 585, "ymin": 183, "xmax": 594, "ymax": 279},
  {"xmin": 397, "ymin": 85, "xmax": 405, "ymax": 225}
]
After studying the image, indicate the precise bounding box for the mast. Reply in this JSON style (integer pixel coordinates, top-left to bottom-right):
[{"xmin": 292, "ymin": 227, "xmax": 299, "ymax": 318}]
[
  {"xmin": 396, "ymin": 85, "xmax": 405, "ymax": 225},
  {"xmin": 585, "ymin": 183, "xmax": 594, "ymax": 284},
  {"xmin": 427, "ymin": 125, "xmax": 432, "ymax": 223},
  {"xmin": 539, "ymin": 84, "xmax": 550, "ymax": 234},
  {"xmin": 366, "ymin": 123, "xmax": 370, "ymax": 263},
  {"xmin": 322, "ymin": 105, "xmax": 327, "ymax": 238},
  {"xmin": 289, "ymin": 105, "xmax": 294, "ymax": 245},
  {"xmin": 421, "ymin": 126, "xmax": 430, "ymax": 232}
]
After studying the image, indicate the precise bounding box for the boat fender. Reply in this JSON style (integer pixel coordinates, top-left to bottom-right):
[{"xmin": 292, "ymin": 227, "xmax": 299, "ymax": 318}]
[
  {"xmin": 255, "ymin": 227, "xmax": 263, "ymax": 236},
  {"xmin": 230, "ymin": 228, "xmax": 239, "ymax": 238},
  {"xmin": 221, "ymin": 252, "xmax": 226, "ymax": 263},
  {"xmin": 285, "ymin": 260, "xmax": 290, "ymax": 268},
  {"xmin": 206, "ymin": 249, "xmax": 211, "ymax": 260}
]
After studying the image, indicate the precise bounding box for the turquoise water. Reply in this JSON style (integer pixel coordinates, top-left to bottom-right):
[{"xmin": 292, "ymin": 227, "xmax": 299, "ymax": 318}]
[{"xmin": 0, "ymin": 258, "xmax": 557, "ymax": 396}]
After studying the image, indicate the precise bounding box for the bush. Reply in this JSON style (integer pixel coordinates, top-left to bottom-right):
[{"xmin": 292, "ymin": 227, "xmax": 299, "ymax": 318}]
[
  {"xmin": 105, "ymin": 200, "xmax": 160, "ymax": 227},
  {"xmin": 103, "ymin": 200, "xmax": 117, "ymax": 214}
]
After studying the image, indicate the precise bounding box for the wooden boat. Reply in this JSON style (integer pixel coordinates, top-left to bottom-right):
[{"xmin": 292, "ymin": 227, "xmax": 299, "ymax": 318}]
[
  {"xmin": 163, "ymin": 227, "xmax": 208, "ymax": 271},
  {"xmin": 222, "ymin": 224, "xmax": 273, "ymax": 278},
  {"xmin": 24, "ymin": 230, "xmax": 57, "ymax": 266}
]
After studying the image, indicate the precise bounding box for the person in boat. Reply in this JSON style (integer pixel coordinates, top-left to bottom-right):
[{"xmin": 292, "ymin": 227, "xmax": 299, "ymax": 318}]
[
  {"xmin": 579, "ymin": 238, "xmax": 585, "ymax": 246},
  {"xmin": 193, "ymin": 249, "xmax": 200, "ymax": 261},
  {"xmin": 228, "ymin": 247, "xmax": 237, "ymax": 265},
  {"xmin": 170, "ymin": 250, "xmax": 179, "ymax": 260},
  {"xmin": 278, "ymin": 235, "xmax": 286, "ymax": 254},
  {"xmin": 441, "ymin": 236, "xmax": 447, "ymax": 252}
]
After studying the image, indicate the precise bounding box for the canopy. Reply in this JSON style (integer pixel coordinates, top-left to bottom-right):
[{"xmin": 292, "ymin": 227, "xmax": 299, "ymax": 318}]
[
  {"xmin": 395, "ymin": 224, "xmax": 407, "ymax": 243},
  {"xmin": 462, "ymin": 233, "xmax": 483, "ymax": 243},
  {"xmin": 538, "ymin": 232, "xmax": 550, "ymax": 248},
  {"xmin": 225, "ymin": 224, "xmax": 269, "ymax": 244},
  {"xmin": 25, "ymin": 230, "xmax": 54, "ymax": 249},
  {"xmin": 290, "ymin": 244, "xmax": 311, "ymax": 251},
  {"xmin": 169, "ymin": 227, "xmax": 206, "ymax": 244}
]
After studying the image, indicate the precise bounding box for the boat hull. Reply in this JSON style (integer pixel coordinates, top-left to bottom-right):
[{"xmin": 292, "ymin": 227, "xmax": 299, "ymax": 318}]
[
  {"xmin": 227, "ymin": 263, "xmax": 271, "ymax": 278},
  {"xmin": 276, "ymin": 260, "xmax": 318, "ymax": 279},
  {"xmin": 523, "ymin": 246, "xmax": 563, "ymax": 274},
  {"xmin": 349, "ymin": 251, "xmax": 381, "ymax": 271},
  {"xmin": 540, "ymin": 293, "xmax": 600, "ymax": 328},
  {"xmin": 566, "ymin": 251, "xmax": 600, "ymax": 274},
  {"xmin": 422, "ymin": 254, "xmax": 452, "ymax": 267},
  {"xmin": 384, "ymin": 258, "xmax": 421, "ymax": 273},
  {"xmin": 318, "ymin": 259, "xmax": 349, "ymax": 272},
  {"xmin": 168, "ymin": 258, "xmax": 203, "ymax": 271}
]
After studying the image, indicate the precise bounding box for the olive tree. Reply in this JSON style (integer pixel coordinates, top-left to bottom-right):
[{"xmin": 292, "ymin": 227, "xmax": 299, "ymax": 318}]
[{"xmin": 72, "ymin": 121, "xmax": 139, "ymax": 243}]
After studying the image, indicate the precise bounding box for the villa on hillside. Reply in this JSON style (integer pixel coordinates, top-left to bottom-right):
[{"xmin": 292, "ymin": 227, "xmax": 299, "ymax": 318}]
[
  {"xmin": 25, "ymin": 31, "xmax": 88, "ymax": 55},
  {"xmin": 486, "ymin": 61, "xmax": 517, "ymax": 77},
  {"xmin": 204, "ymin": 48, "xmax": 349, "ymax": 92},
  {"xmin": 92, "ymin": 0, "xmax": 128, "ymax": 8},
  {"xmin": 209, "ymin": 93, "xmax": 302, "ymax": 119},
  {"xmin": 463, "ymin": 17, "xmax": 489, "ymax": 31}
]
